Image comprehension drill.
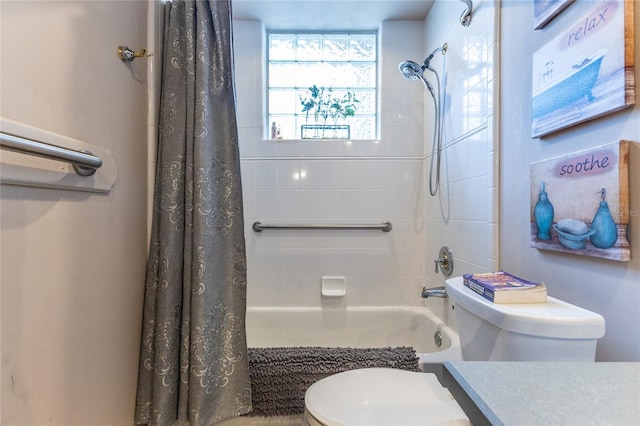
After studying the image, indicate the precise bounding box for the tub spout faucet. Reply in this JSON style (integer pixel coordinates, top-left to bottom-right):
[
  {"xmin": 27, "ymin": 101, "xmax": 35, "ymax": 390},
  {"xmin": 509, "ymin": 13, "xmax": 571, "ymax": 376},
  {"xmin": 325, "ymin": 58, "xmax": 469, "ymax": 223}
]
[{"xmin": 421, "ymin": 286, "xmax": 447, "ymax": 299}]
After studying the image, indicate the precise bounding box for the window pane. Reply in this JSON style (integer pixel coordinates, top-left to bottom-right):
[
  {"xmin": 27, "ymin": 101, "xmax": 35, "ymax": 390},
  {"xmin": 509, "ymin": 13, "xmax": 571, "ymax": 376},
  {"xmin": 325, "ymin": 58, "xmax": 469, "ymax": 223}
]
[
  {"xmin": 351, "ymin": 116, "xmax": 376, "ymax": 139},
  {"xmin": 323, "ymin": 62, "xmax": 350, "ymax": 86},
  {"xmin": 269, "ymin": 34, "xmax": 295, "ymax": 60},
  {"xmin": 352, "ymin": 89, "xmax": 375, "ymax": 114},
  {"xmin": 349, "ymin": 63, "xmax": 376, "ymax": 87},
  {"xmin": 296, "ymin": 35, "xmax": 322, "ymax": 60},
  {"xmin": 268, "ymin": 31, "xmax": 377, "ymax": 139},
  {"xmin": 323, "ymin": 35, "xmax": 349, "ymax": 61},
  {"xmin": 269, "ymin": 89, "xmax": 296, "ymax": 114},
  {"xmin": 349, "ymin": 35, "xmax": 376, "ymax": 61},
  {"xmin": 270, "ymin": 63, "xmax": 295, "ymax": 87},
  {"xmin": 296, "ymin": 62, "xmax": 324, "ymax": 88}
]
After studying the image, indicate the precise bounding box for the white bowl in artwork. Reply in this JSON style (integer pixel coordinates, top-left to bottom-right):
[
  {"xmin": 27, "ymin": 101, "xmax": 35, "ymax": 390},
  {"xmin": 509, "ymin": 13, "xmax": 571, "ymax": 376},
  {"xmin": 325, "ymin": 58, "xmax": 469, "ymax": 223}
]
[
  {"xmin": 555, "ymin": 218, "xmax": 588, "ymax": 235},
  {"xmin": 553, "ymin": 222, "xmax": 595, "ymax": 250}
]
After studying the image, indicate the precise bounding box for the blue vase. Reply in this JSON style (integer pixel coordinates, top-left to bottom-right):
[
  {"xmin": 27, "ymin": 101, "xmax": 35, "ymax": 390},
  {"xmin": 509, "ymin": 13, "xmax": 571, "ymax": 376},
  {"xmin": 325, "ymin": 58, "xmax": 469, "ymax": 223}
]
[
  {"xmin": 534, "ymin": 182, "xmax": 554, "ymax": 240},
  {"xmin": 590, "ymin": 188, "xmax": 617, "ymax": 249}
]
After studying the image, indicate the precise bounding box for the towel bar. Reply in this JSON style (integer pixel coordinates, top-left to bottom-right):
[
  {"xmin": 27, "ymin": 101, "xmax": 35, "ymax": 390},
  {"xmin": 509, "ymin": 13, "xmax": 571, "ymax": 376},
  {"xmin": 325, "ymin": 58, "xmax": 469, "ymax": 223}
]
[
  {"xmin": 252, "ymin": 221, "xmax": 392, "ymax": 232},
  {"xmin": 1, "ymin": 132, "xmax": 102, "ymax": 176}
]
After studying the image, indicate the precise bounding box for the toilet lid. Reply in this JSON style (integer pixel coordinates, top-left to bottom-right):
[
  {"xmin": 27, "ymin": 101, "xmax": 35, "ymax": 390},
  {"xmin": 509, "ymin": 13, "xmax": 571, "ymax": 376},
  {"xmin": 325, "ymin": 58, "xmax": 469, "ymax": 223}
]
[{"xmin": 304, "ymin": 368, "xmax": 469, "ymax": 426}]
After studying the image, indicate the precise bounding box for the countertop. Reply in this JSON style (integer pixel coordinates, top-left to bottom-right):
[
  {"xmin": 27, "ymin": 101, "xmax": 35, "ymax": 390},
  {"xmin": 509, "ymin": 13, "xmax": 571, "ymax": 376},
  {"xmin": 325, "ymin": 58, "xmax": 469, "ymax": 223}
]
[{"xmin": 442, "ymin": 361, "xmax": 640, "ymax": 426}]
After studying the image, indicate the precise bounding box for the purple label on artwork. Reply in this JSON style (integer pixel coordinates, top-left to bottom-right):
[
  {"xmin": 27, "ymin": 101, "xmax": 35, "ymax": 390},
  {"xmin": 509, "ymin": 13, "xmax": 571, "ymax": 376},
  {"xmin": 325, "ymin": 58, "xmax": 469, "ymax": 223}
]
[
  {"xmin": 566, "ymin": 2, "xmax": 617, "ymax": 47},
  {"xmin": 554, "ymin": 149, "xmax": 617, "ymax": 178}
]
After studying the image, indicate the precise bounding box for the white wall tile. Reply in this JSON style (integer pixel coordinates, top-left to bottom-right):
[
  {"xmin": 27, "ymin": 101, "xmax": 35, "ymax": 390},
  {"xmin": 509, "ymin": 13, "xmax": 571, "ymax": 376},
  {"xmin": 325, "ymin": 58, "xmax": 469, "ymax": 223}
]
[
  {"xmin": 381, "ymin": 97, "xmax": 424, "ymax": 127},
  {"xmin": 255, "ymin": 160, "xmax": 278, "ymax": 190},
  {"xmin": 232, "ymin": 16, "xmax": 498, "ymax": 307},
  {"xmin": 277, "ymin": 160, "xmax": 301, "ymax": 190},
  {"xmin": 423, "ymin": 0, "xmax": 498, "ymax": 284},
  {"xmin": 300, "ymin": 159, "xmax": 344, "ymax": 190}
]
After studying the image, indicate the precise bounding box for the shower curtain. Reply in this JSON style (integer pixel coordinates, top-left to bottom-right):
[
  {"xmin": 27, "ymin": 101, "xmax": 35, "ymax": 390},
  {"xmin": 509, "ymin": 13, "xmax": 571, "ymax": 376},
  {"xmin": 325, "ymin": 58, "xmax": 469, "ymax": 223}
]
[{"xmin": 135, "ymin": 1, "xmax": 251, "ymax": 425}]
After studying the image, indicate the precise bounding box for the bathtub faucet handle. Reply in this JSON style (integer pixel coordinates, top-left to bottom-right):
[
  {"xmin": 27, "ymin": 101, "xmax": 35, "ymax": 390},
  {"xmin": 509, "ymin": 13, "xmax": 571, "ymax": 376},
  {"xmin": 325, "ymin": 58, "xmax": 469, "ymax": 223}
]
[{"xmin": 434, "ymin": 246, "xmax": 454, "ymax": 276}]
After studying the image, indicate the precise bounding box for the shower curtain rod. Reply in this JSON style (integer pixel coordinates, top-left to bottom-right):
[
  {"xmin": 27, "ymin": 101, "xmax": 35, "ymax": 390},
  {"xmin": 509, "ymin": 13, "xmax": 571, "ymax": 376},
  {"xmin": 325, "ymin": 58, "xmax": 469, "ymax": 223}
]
[
  {"xmin": 252, "ymin": 221, "xmax": 392, "ymax": 232},
  {"xmin": 0, "ymin": 132, "xmax": 103, "ymax": 176}
]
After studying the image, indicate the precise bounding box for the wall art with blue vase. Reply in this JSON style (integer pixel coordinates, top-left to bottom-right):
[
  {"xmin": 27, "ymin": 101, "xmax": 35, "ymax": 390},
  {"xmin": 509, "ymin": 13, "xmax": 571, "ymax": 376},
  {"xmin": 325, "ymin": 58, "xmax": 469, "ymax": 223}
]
[{"xmin": 530, "ymin": 140, "xmax": 631, "ymax": 262}]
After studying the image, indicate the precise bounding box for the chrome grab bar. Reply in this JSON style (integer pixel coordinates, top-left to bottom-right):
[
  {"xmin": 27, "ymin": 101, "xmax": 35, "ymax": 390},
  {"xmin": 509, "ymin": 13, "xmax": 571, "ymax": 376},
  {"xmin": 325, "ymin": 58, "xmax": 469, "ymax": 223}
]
[
  {"xmin": 252, "ymin": 221, "xmax": 392, "ymax": 232},
  {"xmin": 0, "ymin": 132, "xmax": 103, "ymax": 176}
]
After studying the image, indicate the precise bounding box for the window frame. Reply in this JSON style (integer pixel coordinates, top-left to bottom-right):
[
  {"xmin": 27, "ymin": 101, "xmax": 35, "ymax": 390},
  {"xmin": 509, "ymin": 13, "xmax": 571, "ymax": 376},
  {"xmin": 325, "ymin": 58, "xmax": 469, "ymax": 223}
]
[{"xmin": 266, "ymin": 30, "xmax": 379, "ymax": 140}]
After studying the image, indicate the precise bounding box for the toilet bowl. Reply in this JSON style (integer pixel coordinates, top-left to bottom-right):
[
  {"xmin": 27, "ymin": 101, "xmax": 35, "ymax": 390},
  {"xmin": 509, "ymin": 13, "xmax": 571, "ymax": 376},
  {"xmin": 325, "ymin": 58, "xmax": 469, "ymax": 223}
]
[
  {"xmin": 304, "ymin": 275, "xmax": 606, "ymax": 425},
  {"xmin": 304, "ymin": 368, "xmax": 469, "ymax": 426}
]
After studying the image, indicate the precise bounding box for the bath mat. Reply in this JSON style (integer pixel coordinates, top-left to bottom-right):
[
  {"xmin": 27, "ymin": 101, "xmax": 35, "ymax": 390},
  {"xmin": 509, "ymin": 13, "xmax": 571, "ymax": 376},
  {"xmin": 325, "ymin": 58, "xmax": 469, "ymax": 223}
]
[{"xmin": 245, "ymin": 346, "xmax": 420, "ymax": 417}]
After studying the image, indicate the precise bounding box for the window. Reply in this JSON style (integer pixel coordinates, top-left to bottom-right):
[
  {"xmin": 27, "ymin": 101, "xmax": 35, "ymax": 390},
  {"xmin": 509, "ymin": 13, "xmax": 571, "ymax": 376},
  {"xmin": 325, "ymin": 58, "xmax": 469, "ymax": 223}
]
[{"xmin": 267, "ymin": 32, "xmax": 378, "ymax": 140}]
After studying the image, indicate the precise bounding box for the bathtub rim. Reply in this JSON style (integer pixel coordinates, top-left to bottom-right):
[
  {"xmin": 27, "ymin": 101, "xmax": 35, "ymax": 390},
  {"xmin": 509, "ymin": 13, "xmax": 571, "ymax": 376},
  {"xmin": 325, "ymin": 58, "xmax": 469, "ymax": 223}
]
[{"xmin": 245, "ymin": 305, "xmax": 462, "ymax": 370}]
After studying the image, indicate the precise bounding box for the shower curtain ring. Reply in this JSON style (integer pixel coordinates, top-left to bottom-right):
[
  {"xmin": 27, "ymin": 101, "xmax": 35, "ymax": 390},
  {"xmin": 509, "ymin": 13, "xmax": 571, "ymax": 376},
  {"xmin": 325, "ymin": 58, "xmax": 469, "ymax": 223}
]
[{"xmin": 117, "ymin": 46, "xmax": 153, "ymax": 62}]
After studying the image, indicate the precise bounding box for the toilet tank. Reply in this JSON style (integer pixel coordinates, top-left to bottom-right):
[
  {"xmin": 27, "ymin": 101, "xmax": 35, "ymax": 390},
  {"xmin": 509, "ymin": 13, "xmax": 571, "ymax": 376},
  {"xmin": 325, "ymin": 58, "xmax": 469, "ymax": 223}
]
[{"xmin": 445, "ymin": 276, "xmax": 605, "ymax": 361}]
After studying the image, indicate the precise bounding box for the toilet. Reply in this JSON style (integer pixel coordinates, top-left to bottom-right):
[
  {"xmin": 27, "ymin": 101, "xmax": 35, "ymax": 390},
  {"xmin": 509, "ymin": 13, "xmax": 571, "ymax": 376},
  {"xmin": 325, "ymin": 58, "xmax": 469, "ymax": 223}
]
[
  {"xmin": 303, "ymin": 276, "xmax": 606, "ymax": 425},
  {"xmin": 304, "ymin": 368, "xmax": 469, "ymax": 426}
]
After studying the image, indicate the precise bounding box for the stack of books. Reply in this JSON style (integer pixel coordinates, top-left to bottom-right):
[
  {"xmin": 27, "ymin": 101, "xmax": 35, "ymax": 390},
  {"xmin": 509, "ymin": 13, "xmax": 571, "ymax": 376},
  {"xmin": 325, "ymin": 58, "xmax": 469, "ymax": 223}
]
[{"xmin": 462, "ymin": 271, "xmax": 547, "ymax": 304}]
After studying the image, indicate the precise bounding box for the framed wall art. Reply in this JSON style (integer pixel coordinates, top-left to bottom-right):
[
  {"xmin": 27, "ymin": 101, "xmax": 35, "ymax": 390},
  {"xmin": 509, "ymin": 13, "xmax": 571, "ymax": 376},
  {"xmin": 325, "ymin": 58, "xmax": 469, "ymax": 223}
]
[
  {"xmin": 534, "ymin": 0, "xmax": 574, "ymax": 30},
  {"xmin": 530, "ymin": 141, "xmax": 631, "ymax": 262},
  {"xmin": 531, "ymin": 0, "xmax": 635, "ymax": 138}
]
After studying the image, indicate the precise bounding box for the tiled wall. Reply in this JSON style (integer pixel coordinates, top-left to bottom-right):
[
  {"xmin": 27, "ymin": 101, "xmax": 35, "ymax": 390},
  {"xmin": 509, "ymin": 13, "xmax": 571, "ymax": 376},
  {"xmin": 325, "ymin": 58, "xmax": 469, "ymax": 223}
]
[
  {"xmin": 422, "ymin": 0, "xmax": 499, "ymax": 298},
  {"xmin": 235, "ymin": 20, "xmax": 430, "ymax": 307},
  {"xmin": 233, "ymin": 0, "xmax": 498, "ymax": 309}
]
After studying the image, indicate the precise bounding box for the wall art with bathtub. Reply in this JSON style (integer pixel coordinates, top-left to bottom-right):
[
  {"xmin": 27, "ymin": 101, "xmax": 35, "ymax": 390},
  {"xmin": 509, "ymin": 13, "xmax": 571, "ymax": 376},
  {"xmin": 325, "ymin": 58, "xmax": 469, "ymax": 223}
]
[
  {"xmin": 530, "ymin": 140, "xmax": 631, "ymax": 262},
  {"xmin": 531, "ymin": 0, "xmax": 635, "ymax": 138}
]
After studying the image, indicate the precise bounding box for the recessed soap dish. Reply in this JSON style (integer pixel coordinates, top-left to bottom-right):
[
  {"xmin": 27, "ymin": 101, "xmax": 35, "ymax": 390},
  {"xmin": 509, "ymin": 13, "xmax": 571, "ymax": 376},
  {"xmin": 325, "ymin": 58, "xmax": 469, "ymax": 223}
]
[{"xmin": 321, "ymin": 276, "xmax": 346, "ymax": 297}]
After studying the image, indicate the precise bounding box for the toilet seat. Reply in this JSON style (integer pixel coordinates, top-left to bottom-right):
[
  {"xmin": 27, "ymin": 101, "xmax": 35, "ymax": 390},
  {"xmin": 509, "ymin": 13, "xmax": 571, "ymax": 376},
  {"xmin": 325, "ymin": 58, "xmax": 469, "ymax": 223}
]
[{"xmin": 304, "ymin": 368, "xmax": 469, "ymax": 426}]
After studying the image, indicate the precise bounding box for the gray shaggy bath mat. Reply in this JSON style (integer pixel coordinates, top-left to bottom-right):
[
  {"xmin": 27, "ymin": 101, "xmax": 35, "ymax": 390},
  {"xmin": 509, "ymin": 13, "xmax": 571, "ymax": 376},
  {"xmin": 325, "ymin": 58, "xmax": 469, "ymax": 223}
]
[{"xmin": 245, "ymin": 346, "xmax": 420, "ymax": 417}]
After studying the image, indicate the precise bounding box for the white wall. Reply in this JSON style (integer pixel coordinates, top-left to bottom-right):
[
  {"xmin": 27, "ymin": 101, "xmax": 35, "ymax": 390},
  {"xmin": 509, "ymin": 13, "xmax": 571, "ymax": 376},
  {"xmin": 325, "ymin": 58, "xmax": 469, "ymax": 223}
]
[
  {"xmin": 501, "ymin": 1, "xmax": 640, "ymax": 361},
  {"xmin": 0, "ymin": 1, "xmax": 148, "ymax": 424},
  {"xmin": 234, "ymin": 20, "xmax": 430, "ymax": 307}
]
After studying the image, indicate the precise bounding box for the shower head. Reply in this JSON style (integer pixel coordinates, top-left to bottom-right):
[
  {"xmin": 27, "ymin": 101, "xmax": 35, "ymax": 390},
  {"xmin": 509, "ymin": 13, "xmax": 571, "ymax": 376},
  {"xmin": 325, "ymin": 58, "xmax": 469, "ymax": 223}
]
[
  {"xmin": 399, "ymin": 61, "xmax": 436, "ymax": 97},
  {"xmin": 399, "ymin": 60, "xmax": 424, "ymax": 80},
  {"xmin": 459, "ymin": 0, "xmax": 473, "ymax": 26},
  {"xmin": 399, "ymin": 42, "xmax": 448, "ymax": 80}
]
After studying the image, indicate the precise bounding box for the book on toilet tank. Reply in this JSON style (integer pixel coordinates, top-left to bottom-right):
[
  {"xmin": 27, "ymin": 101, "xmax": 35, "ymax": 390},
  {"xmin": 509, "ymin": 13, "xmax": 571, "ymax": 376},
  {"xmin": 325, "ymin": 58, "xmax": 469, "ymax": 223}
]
[{"xmin": 463, "ymin": 272, "xmax": 547, "ymax": 304}]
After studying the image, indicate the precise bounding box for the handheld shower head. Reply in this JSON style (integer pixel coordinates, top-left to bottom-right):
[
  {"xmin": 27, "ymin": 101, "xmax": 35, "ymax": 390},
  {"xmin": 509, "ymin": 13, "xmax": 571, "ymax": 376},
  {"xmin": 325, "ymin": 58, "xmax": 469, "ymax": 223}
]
[
  {"xmin": 399, "ymin": 60, "xmax": 424, "ymax": 80},
  {"xmin": 399, "ymin": 43, "xmax": 447, "ymax": 80},
  {"xmin": 399, "ymin": 43, "xmax": 448, "ymax": 198}
]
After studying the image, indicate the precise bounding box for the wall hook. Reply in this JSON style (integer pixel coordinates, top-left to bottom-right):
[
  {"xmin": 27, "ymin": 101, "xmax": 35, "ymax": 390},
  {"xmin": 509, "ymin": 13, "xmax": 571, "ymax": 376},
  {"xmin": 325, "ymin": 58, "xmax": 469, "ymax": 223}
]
[{"xmin": 117, "ymin": 46, "xmax": 152, "ymax": 62}]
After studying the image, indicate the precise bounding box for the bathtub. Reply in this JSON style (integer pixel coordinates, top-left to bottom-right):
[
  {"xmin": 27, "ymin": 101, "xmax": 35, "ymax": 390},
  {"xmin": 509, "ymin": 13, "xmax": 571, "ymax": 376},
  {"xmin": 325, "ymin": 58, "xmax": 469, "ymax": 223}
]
[{"xmin": 245, "ymin": 305, "xmax": 462, "ymax": 372}]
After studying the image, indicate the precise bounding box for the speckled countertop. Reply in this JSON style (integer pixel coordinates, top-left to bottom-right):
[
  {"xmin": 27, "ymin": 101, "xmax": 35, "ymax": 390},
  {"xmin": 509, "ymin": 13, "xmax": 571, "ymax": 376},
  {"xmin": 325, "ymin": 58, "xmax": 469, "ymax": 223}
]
[{"xmin": 442, "ymin": 362, "xmax": 640, "ymax": 426}]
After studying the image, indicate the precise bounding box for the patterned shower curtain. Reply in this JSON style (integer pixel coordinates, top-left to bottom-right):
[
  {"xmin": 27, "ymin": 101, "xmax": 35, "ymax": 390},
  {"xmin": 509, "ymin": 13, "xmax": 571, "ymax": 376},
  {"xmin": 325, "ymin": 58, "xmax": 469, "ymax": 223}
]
[{"xmin": 135, "ymin": 1, "xmax": 251, "ymax": 425}]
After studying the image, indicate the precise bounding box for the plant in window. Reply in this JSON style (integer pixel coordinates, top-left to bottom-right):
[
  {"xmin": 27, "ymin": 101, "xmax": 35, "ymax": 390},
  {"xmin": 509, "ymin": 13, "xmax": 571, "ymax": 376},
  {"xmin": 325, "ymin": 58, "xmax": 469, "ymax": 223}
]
[
  {"xmin": 300, "ymin": 85, "xmax": 359, "ymax": 139},
  {"xmin": 330, "ymin": 91, "xmax": 360, "ymax": 125},
  {"xmin": 300, "ymin": 85, "xmax": 359, "ymax": 125},
  {"xmin": 300, "ymin": 85, "xmax": 329, "ymax": 124}
]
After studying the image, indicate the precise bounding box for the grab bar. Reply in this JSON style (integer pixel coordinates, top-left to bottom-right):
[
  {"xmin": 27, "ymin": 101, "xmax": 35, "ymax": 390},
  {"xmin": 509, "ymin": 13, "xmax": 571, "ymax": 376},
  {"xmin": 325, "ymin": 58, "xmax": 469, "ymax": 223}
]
[
  {"xmin": 252, "ymin": 221, "xmax": 392, "ymax": 232},
  {"xmin": 1, "ymin": 132, "xmax": 103, "ymax": 176}
]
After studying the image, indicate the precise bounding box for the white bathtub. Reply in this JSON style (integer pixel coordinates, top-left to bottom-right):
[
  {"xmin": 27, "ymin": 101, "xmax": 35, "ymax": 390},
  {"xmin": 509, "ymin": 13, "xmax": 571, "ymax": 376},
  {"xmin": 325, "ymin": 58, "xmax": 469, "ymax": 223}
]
[{"xmin": 245, "ymin": 305, "xmax": 462, "ymax": 371}]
